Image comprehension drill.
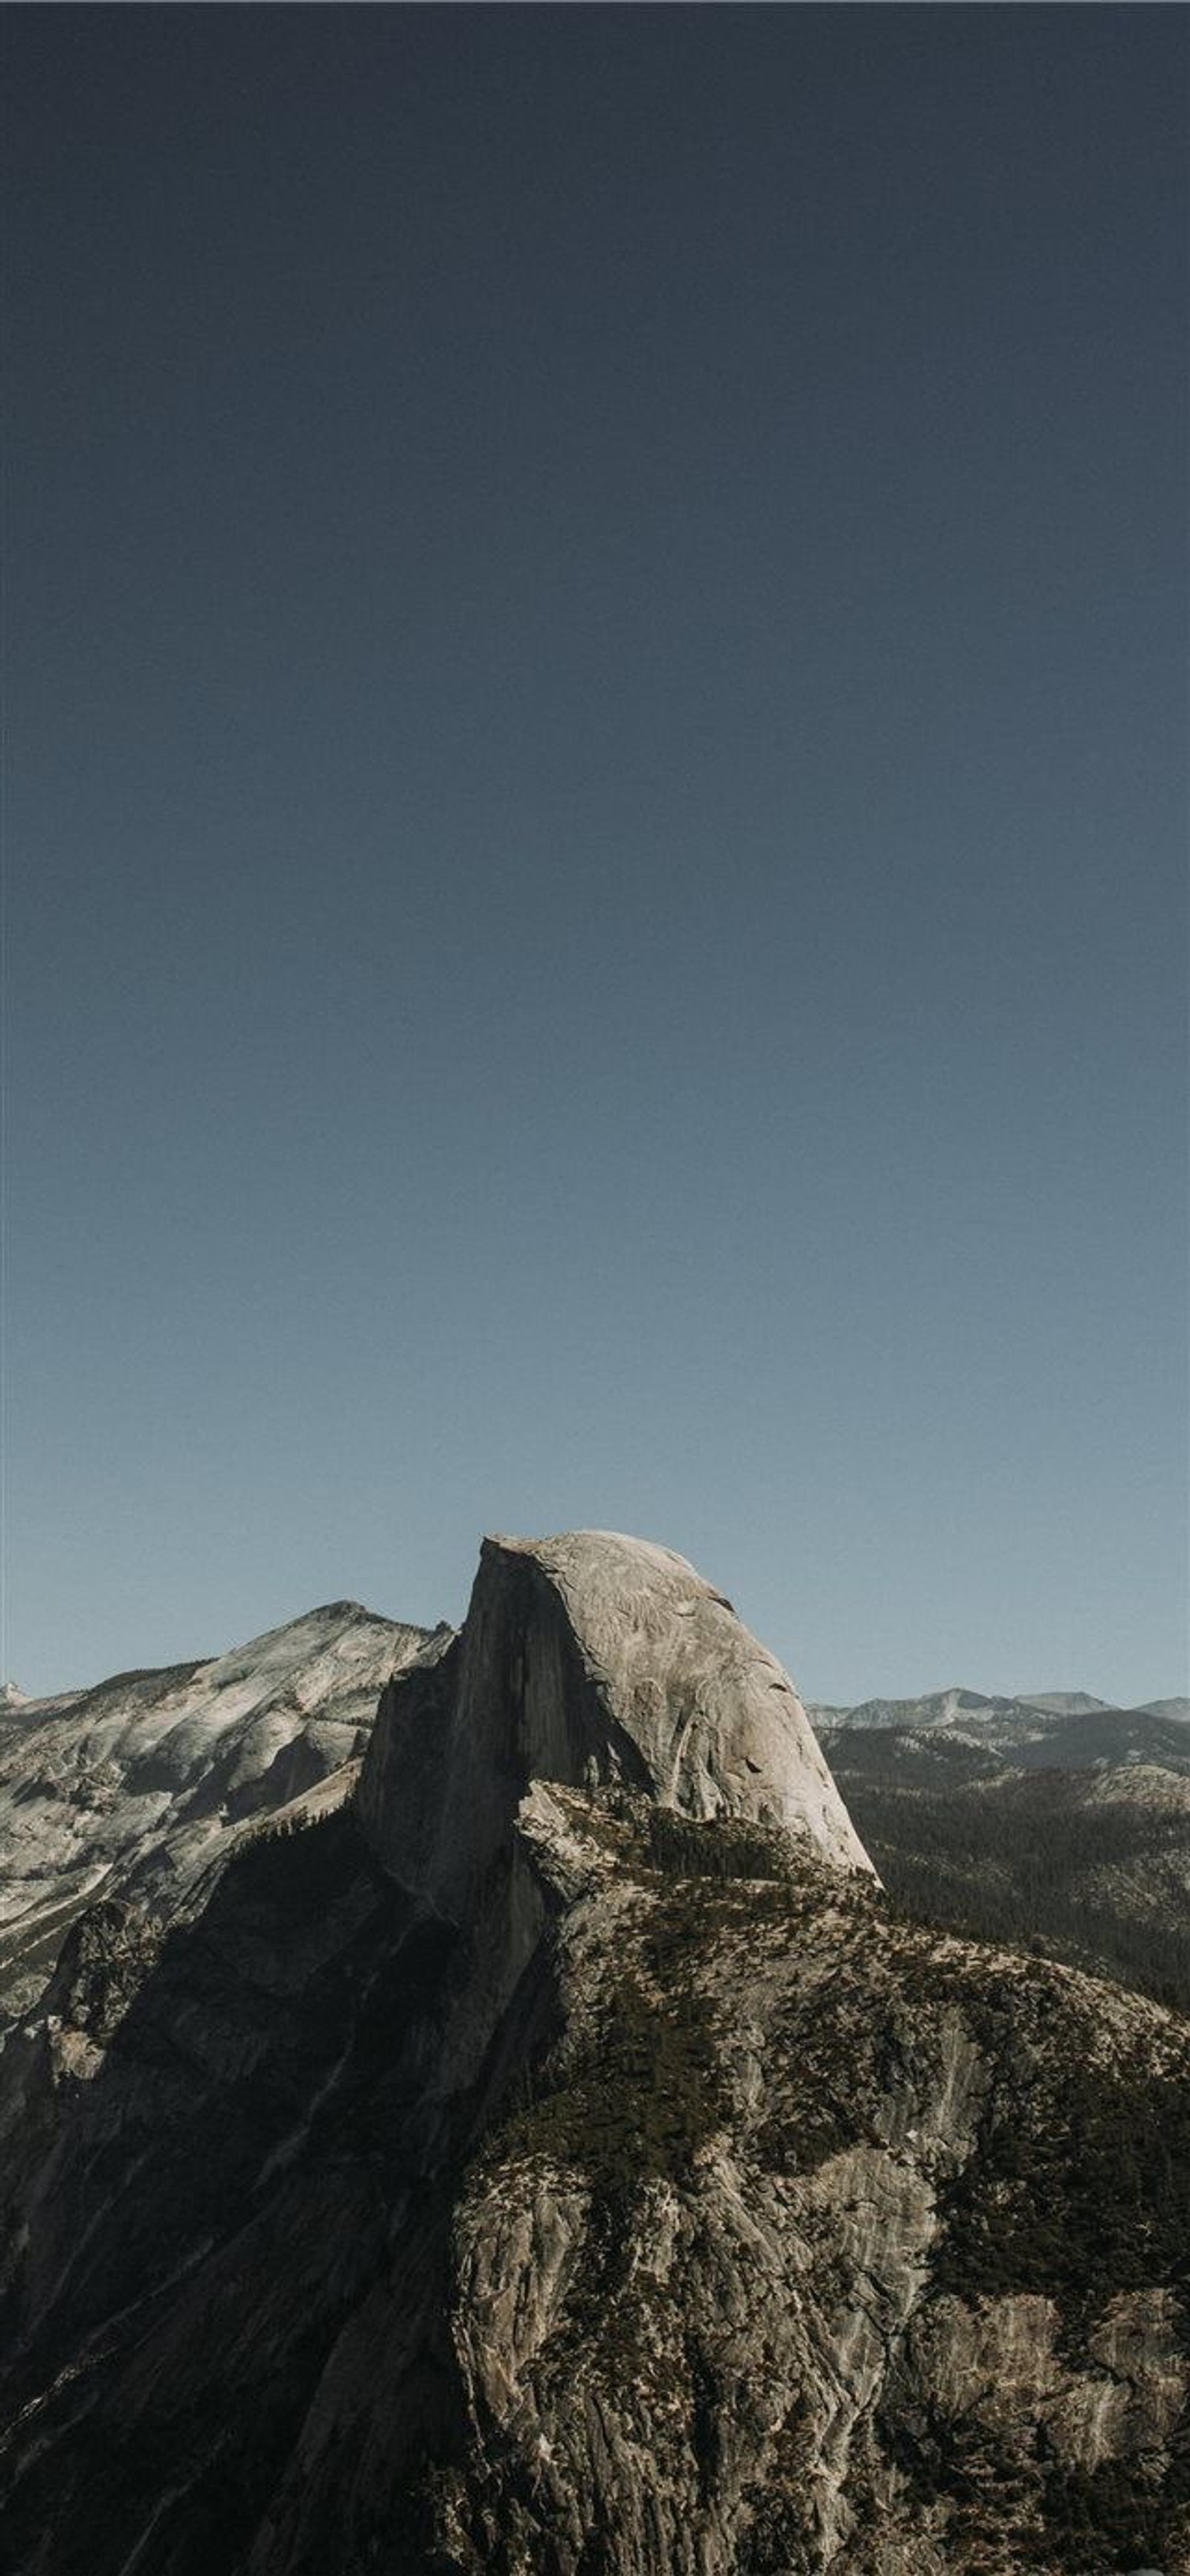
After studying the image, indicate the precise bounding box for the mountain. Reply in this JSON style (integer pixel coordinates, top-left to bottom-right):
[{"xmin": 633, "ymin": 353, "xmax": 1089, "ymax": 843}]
[
  {"xmin": 0, "ymin": 1602, "xmax": 436, "ymax": 2030},
  {"xmin": 1011, "ymin": 1708, "xmax": 1190, "ymax": 1774},
  {"xmin": 808, "ymin": 1688, "xmax": 1190, "ymax": 1776},
  {"xmin": 1141, "ymin": 1697, "xmax": 1190, "ymax": 1727},
  {"xmin": 807, "ymin": 1687, "xmax": 1029, "ymax": 1735},
  {"xmin": 1020, "ymin": 1694, "xmax": 1116, "ymax": 1718},
  {"xmin": 817, "ymin": 1697, "xmax": 1190, "ymax": 2016},
  {"xmin": 1, "ymin": 1534, "xmax": 1186, "ymax": 2575}
]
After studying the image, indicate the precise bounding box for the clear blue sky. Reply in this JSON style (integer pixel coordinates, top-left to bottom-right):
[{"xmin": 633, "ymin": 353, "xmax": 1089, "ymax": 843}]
[{"xmin": 5, "ymin": 7, "xmax": 1186, "ymax": 1705}]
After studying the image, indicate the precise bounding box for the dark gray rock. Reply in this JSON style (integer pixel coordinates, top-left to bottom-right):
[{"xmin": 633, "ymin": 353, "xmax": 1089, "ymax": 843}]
[{"xmin": 0, "ymin": 1535, "xmax": 1185, "ymax": 2576}]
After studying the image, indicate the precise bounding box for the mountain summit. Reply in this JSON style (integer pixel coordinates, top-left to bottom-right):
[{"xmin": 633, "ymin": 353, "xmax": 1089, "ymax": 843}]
[
  {"xmin": 0, "ymin": 1600, "xmax": 432, "ymax": 2029},
  {"xmin": 0, "ymin": 1534, "xmax": 1186, "ymax": 2575},
  {"xmin": 358, "ymin": 1529, "xmax": 873, "ymax": 1915}
]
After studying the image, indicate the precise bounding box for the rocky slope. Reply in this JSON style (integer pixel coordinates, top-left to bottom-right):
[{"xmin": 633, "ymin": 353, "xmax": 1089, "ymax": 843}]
[
  {"xmin": 0, "ymin": 1534, "xmax": 1186, "ymax": 2575},
  {"xmin": 0, "ymin": 1602, "xmax": 434, "ymax": 2029}
]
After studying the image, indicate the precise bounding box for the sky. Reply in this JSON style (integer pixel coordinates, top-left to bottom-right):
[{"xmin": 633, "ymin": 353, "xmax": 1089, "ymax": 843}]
[{"xmin": 4, "ymin": 6, "xmax": 1187, "ymax": 1706}]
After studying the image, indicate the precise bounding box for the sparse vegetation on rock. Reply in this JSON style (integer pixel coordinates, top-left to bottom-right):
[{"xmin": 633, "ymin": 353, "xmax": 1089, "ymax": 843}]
[{"xmin": 0, "ymin": 1535, "xmax": 1186, "ymax": 2575}]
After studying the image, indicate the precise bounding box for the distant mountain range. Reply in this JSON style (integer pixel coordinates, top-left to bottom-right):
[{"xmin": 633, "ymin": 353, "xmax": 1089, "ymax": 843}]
[
  {"xmin": 808, "ymin": 1683, "xmax": 1189, "ymax": 1730},
  {"xmin": 811, "ymin": 1682, "xmax": 1190, "ymax": 2015},
  {"xmin": 807, "ymin": 1684, "xmax": 1190, "ymax": 1769}
]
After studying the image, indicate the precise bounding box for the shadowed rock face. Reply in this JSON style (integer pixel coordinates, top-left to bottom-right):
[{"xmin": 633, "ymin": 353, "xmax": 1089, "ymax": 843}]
[
  {"xmin": 356, "ymin": 1531, "xmax": 873, "ymax": 1919},
  {"xmin": 0, "ymin": 1603, "xmax": 433, "ymax": 2029},
  {"xmin": 1, "ymin": 1535, "xmax": 1186, "ymax": 2576}
]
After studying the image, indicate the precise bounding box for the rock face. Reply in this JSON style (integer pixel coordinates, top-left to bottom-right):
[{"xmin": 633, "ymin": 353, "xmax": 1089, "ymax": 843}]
[
  {"xmin": 0, "ymin": 1535, "xmax": 1186, "ymax": 2576},
  {"xmin": 0, "ymin": 1602, "xmax": 433, "ymax": 2029},
  {"xmin": 357, "ymin": 1531, "xmax": 873, "ymax": 1919},
  {"xmin": 441, "ymin": 1823, "xmax": 1189, "ymax": 2576}
]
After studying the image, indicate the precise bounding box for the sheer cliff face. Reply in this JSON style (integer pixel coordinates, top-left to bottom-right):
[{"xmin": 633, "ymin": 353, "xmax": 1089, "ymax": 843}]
[
  {"xmin": 356, "ymin": 1531, "xmax": 873, "ymax": 1921},
  {"xmin": 1, "ymin": 1537, "xmax": 1186, "ymax": 2576}
]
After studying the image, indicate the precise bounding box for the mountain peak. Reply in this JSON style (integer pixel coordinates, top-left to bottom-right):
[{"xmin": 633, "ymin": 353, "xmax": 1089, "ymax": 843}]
[{"xmin": 357, "ymin": 1528, "xmax": 873, "ymax": 1915}]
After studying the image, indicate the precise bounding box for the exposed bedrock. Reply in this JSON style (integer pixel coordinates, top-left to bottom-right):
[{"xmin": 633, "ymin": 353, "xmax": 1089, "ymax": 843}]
[
  {"xmin": 5, "ymin": 1536, "xmax": 1185, "ymax": 2575},
  {"xmin": 356, "ymin": 1529, "xmax": 873, "ymax": 1921}
]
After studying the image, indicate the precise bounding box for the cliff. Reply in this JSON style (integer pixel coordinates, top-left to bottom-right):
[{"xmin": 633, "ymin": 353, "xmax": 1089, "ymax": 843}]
[
  {"xmin": 356, "ymin": 1530, "xmax": 872, "ymax": 1914},
  {"xmin": 0, "ymin": 1535, "xmax": 1185, "ymax": 2575}
]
